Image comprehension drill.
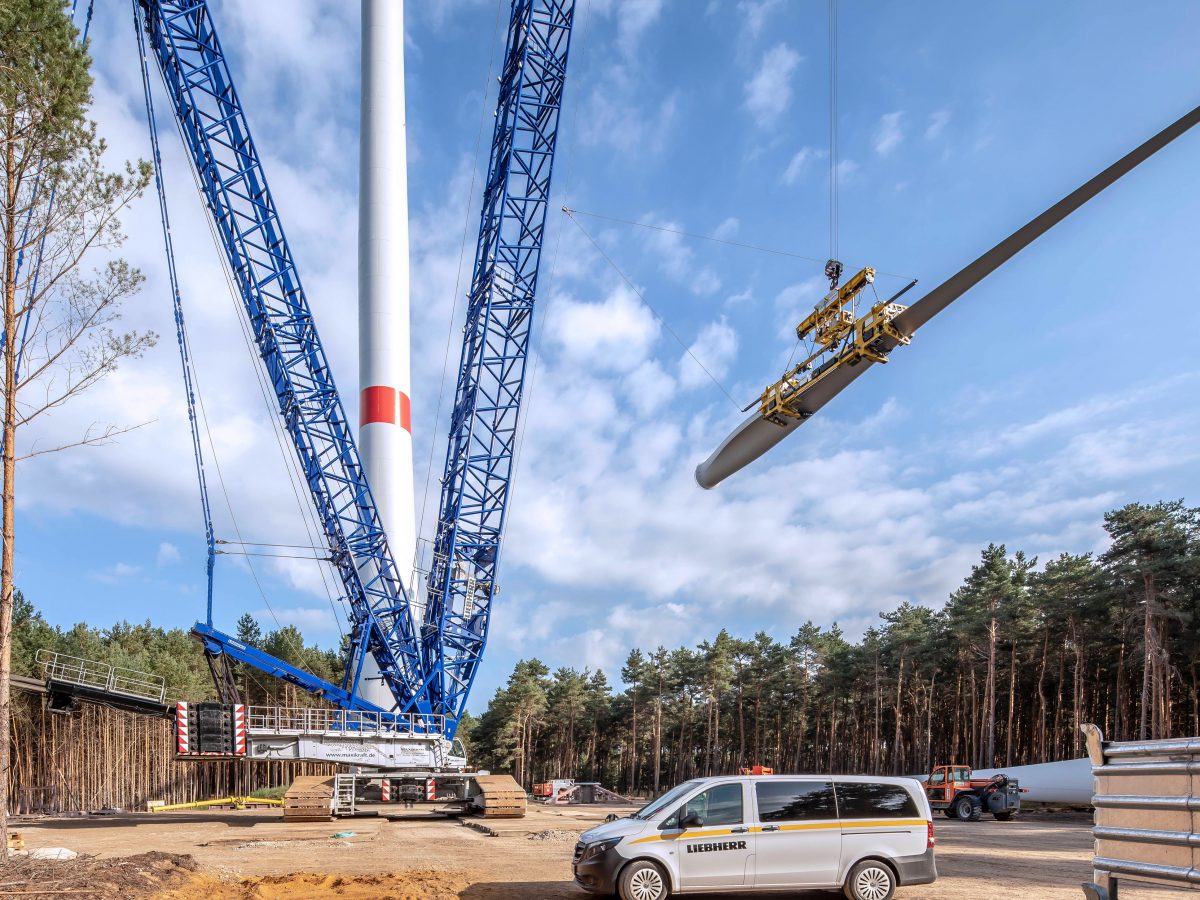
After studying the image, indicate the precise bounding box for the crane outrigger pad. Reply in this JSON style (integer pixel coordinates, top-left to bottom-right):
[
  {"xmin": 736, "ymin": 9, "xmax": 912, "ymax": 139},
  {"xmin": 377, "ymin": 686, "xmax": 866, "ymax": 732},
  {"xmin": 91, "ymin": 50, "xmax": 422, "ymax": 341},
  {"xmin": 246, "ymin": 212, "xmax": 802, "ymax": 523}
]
[
  {"xmin": 472, "ymin": 774, "xmax": 528, "ymax": 818},
  {"xmin": 282, "ymin": 776, "xmax": 335, "ymax": 822}
]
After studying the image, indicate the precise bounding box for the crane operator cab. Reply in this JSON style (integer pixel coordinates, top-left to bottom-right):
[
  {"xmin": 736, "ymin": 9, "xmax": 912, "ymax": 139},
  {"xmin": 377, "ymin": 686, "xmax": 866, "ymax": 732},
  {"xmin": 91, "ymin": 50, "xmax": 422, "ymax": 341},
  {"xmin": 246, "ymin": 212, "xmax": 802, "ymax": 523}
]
[{"xmin": 573, "ymin": 773, "xmax": 936, "ymax": 900}]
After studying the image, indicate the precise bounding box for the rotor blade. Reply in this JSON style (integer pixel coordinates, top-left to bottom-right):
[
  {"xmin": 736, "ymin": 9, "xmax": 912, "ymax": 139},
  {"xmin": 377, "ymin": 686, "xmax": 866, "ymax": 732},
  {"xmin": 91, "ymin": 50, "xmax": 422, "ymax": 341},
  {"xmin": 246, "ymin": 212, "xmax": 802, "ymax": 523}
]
[
  {"xmin": 896, "ymin": 102, "xmax": 1200, "ymax": 335},
  {"xmin": 696, "ymin": 102, "xmax": 1200, "ymax": 490},
  {"xmin": 695, "ymin": 362, "xmax": 873, "ymax": 489}
]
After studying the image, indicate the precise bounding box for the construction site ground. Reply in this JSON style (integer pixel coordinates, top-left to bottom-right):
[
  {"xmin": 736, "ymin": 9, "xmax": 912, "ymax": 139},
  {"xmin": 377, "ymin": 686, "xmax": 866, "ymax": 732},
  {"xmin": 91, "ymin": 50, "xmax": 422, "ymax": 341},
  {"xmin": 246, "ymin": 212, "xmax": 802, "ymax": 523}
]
[{"xmin": 8, "ymin": 805, "xmax": 1189, "ymax": 898}]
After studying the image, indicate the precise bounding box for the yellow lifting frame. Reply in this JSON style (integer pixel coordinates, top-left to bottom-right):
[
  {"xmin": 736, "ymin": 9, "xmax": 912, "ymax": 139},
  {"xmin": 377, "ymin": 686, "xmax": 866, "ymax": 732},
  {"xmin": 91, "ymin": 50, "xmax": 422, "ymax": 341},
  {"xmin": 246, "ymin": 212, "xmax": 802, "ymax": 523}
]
[
  {"xmin": 758, "ymin": 274, "xmax": 910, "ymax": 426},
  {"xmin": 795, "ymin": 266, "xmax": 876, "ymax": 346}
]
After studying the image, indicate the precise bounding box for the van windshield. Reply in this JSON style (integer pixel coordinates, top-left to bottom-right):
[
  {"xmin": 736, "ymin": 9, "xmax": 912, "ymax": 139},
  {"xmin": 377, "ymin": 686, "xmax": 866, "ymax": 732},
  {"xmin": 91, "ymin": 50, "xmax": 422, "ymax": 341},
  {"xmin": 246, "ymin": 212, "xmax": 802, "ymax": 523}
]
[{"xmin": 631, "ymin": 780, "xmax": 702, "ymax": 820}]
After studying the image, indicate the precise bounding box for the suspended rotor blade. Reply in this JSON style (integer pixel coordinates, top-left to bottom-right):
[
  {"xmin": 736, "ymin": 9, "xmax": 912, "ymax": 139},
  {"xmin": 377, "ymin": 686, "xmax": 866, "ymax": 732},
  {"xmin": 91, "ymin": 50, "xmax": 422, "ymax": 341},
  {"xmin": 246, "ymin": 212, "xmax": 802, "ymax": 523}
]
[
  {"xmin": 696, "ymin": 103, "xmax": 1200, "ymax": 490},
  {"xmin": 896, "ymin": 102, "xmax": 1200, "ymax": 334},
  {"xmin": 695, "ymin": 363, "xmax": 872, "ymax": 489}
]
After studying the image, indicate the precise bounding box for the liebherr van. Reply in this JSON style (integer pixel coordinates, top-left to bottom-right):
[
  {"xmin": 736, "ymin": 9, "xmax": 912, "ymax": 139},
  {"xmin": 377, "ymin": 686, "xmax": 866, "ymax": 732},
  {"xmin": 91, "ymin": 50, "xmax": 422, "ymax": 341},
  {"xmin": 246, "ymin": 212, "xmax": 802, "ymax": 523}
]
[{"xmin": 573, "ymin": 774, "xmax": 936, "ymax": 900}]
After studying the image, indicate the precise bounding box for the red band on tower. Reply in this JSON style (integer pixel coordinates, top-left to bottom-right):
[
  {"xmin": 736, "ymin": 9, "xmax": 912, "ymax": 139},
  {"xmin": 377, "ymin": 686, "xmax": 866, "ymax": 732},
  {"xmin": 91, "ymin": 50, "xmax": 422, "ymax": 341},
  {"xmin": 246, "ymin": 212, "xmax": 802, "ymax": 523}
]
[
  {"xmin": 361, "ymin": 386, "xmax": 396, "ymax": 425},
  {"xmin": 399, "ymin": 390, "xmax": 411, "ymax": 432},
  {"xmin": 361, "ymin": 385, "xmax": 412, "ymax": 433}
]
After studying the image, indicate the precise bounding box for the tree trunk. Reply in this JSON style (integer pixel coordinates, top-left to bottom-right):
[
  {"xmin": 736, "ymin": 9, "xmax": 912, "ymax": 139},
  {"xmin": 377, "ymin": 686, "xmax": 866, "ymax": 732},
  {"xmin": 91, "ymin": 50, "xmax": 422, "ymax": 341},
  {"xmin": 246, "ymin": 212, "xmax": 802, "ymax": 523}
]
[
  {"xmin": 653, "ymin": 674, "xmax": 663, "ymax": 795},
  {"xmin": 1, "ymin": 127, "xmax": 19, "ymax": 861},
  {"xmin": 1005, "ymin": 643, "xmax": 1016, "ymax": 766},
  {"xmin": 1139, "ymin": 573, "xmax": 1155, "ymax": 741},
  {"xmin": 984, "ymin": 617, "xmax": 997, "ymax": 767},
  {"xmin": 892, "ymin": 657, "xmax": 905, "ymax": 775}
]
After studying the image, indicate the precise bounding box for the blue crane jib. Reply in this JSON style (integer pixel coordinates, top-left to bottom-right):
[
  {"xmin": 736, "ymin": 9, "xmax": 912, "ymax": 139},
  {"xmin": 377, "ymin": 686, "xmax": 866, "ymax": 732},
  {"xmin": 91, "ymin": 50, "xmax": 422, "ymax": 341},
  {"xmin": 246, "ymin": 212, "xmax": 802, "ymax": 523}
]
[
  {"xmin": 135, "ymin": 0, "xmax": 575, "ymax": 737},
  {"xmin": 422, "ymin": 0, "xmax": 575, "ymax": 729}
]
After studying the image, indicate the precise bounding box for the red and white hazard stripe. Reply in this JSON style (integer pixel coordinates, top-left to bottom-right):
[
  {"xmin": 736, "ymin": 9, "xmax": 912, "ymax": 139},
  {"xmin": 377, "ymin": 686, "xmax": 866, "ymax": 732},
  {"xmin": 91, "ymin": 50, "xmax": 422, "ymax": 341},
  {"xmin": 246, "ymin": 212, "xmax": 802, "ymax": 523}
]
[
  {"xmin": 426, "ymin": 778, "xmax": 436, "ymax": 801},
  {"xmin": 176, "ymin": 702, "xmax": 189, "ymax": 754},
  {"xmin": 232, "ymin": 704, "xmax": 246, "ymax": 756},
  {"xmin": 381, "ymin": 778, "xmax": 391, "ymax": 802}
]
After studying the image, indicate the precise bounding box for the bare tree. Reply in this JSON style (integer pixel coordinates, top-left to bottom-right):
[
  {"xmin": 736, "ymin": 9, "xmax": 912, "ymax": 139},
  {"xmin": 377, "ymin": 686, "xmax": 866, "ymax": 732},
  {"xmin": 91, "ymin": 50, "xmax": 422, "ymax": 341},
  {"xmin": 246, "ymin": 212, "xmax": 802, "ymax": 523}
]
[{"xmin": 1, "ymin": 0, "xmax": 155, "ymax": 855}]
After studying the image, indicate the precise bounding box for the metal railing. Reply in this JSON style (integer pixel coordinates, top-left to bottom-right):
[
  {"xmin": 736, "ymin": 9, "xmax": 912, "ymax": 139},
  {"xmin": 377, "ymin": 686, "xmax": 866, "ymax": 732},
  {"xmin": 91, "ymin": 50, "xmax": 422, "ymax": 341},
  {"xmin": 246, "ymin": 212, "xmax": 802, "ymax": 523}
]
[
  {"xmin": 1081, "ymin": 724, "xmax": 1200, "ymax": 899},
  {"xmin": 36, "ymin": 650, "xmax": 167, "ymax": 705},
  {"xmin": 244, "ymin": 705, "xmax": 445, "ymax": 738}
]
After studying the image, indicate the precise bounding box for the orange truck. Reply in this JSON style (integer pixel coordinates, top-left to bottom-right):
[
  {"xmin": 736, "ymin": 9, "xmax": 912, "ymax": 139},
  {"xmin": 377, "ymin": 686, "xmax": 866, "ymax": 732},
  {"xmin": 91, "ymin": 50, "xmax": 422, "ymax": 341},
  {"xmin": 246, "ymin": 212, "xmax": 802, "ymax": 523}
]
[{"xmin": 924, "ymin": 764, "xmax": 1023, "ymax": 821}]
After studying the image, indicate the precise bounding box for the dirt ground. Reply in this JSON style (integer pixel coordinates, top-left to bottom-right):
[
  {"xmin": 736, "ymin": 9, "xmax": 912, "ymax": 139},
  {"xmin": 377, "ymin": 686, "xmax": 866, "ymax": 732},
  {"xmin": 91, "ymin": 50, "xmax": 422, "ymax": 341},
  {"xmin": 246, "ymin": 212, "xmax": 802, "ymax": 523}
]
[{"xmin": 6, "ymin": 805, "xmax": 1193, "ymax": 899}]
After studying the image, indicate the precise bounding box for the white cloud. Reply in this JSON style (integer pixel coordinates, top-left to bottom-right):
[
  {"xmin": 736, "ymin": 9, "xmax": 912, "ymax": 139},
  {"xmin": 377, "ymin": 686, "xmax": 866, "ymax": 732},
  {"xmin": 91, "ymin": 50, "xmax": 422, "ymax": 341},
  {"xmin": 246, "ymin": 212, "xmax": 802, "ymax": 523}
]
[
  {"xmin": 679, "ymin": 318, "xmax": 738, "ymax": 389},
  {"xmin": 737, "ymin": 0, "xmax": 785, "ymax": 41},
  {"xmin": 157, "ymin": 542, "xmax": 182, "ymax": 567},
  {"xmin": 926, "ymin": 109, "xmax": 951, "ymax": 140},
  {"xmin": 546, "ymin": 285, "xmax": 660, "ymax": 373},
  {"xmin": 745, "ymin": 44, "xmax": 802, "ymax": 127},
  {"xmin": 616, "ymin": 0, "xmax": 666, "ymax": 56},
  {"xmin": 642, "ymin": 216, "xmax": 721, "ymax": 296},
  {"xmin": 712, "ymin": 217, "xmax": 740, "ymax": 241},
  {"xmin": 835, "ymin": 158, "xmax": 858, "ymax": 183},
  {"xmin": 90, "ymin": 562, "xmax": 143, "ymax": 584},
  {"xmin": 254, "ymin": 605, "xmax": 338, "ymax": 636},
  {"xmin": 873, "ymin": 111, "xmax": 905, "ymax": 156},
  {"xmin": 783, "ymin": 146, "xmax": 822, "ymax": 185}
]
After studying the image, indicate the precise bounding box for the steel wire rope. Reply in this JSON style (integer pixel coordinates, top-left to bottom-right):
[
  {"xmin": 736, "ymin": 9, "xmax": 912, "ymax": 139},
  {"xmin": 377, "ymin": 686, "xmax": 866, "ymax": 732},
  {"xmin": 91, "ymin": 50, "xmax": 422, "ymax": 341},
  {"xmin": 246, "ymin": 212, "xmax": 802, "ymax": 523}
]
[
  {"xmin": 415, "ymin": 0, "xmax": 508, "ymax": 612},
  {"xmin": 147, "ymin": 47, "xmax": 346, "ymax": 651},
  {"xmin": 142, "ymin": 34, "xmax": 351, "ymax": 640},
  {"xmin": 828, "ymin": 0, "xmax": 839, "ymax": 263},
  {"xmin": 559, "ymin": 208, "xmax": 916, "ymax": 282},
  {"xmin": 564, "ymin": 210, "xmax": 743, "ymax": 412},
  {"xmin": 501, "ymin": 0, "xmax": 594, "ymax": 556}
]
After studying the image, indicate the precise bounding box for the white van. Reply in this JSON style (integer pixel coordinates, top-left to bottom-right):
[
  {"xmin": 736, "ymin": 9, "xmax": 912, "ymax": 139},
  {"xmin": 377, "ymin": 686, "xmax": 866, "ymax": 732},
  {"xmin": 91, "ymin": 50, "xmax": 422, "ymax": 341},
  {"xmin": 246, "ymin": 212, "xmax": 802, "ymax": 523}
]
[{"xmin": 573, "ymin": 774, "xmax": 935, "ymax": 900}]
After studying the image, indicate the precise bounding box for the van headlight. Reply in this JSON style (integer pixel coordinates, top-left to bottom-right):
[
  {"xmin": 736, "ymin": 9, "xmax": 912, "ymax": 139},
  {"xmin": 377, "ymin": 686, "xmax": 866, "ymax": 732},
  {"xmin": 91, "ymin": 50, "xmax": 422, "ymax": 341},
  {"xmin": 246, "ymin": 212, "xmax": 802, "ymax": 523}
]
[{"xmin": 581, "ymin": 837, "xmax": 621, "ymax": 860}]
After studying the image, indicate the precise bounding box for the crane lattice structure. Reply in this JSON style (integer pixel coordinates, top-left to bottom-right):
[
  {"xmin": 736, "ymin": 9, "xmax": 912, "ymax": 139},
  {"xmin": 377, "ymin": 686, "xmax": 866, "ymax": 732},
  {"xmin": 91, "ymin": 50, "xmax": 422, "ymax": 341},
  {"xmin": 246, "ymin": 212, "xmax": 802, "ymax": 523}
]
[
  {"xmin": 134, "ymin": 0, "xmax": 575, "ymax": 737},
  {"xmin": 422, "ymin": 0, "xmax": 574, "ymax": 727}
]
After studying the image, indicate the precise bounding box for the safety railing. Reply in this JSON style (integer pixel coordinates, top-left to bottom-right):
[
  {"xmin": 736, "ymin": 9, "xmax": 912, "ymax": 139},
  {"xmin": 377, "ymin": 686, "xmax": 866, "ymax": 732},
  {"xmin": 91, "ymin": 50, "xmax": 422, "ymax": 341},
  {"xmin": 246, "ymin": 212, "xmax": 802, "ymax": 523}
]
[
  {"xmin": 36, "ymin": 650, "xmax": 167, "ymax": 705},
  {"xmin": 1081, "ymin": 724, "xmax": 1200, "ymax": 899},
  {"xmin": 244, "ymin": 705, "xmax": 445, "ymax": 738}
]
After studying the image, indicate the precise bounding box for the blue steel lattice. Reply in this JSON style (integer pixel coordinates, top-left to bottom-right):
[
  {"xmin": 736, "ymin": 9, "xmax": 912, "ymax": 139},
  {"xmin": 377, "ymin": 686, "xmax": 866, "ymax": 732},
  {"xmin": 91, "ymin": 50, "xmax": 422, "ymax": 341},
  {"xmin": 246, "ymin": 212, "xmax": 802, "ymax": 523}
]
[
  {"xmin": 423, "ymin": 0, "xmax": 575, "ymax": 733},
  {"xmin": 138, "ymin": 0, "xmax": 429, "ymax": 717}
]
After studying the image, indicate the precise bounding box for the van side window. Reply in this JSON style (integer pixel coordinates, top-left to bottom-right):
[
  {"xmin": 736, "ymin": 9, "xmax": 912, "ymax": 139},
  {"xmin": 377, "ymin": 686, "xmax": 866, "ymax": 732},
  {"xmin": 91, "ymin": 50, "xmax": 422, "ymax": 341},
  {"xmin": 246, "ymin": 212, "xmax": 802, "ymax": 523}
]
[
  {"xmin": 755, "ymin": 780, "xmax": 836, "ymax": 821},
  {"xmin": 835, "ymin": 782, "xmax": 920, "ymax": 819},
  {"xmin": 684, "ymin": 782, "xmax": 743, "ymax": 826}
]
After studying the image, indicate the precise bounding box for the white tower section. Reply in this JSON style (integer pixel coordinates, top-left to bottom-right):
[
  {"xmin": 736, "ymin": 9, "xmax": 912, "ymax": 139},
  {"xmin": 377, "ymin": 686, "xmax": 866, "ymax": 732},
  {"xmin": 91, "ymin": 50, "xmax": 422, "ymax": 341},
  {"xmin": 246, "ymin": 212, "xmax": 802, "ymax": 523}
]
[{"xmin": 358, "ymin": 0, "xmax": 415, "ymax": 710}]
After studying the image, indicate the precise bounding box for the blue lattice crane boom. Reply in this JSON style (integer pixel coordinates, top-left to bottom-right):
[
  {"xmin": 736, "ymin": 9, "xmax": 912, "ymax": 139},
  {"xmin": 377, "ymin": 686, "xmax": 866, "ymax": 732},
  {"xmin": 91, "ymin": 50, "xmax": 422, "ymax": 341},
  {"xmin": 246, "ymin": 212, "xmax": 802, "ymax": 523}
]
[
  {"xmin": 133, "ymin": 0, "xmax": 576, "ymax": 736},
  {"xmin": 135, "ymin": 0, "xmax": 429, "ymax": 717},
  {"xmin": 422, "ymin": 0, "xmax": 575, "ymax": 733}
]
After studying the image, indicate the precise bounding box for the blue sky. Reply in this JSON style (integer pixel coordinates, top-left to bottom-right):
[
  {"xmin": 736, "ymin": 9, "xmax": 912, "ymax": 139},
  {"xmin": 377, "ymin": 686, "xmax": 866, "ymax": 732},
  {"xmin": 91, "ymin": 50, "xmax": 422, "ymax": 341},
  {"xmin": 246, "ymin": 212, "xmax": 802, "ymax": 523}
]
[{"xmin": 16, "ymin": 0, "xmax": 1200, "ymax": 711}]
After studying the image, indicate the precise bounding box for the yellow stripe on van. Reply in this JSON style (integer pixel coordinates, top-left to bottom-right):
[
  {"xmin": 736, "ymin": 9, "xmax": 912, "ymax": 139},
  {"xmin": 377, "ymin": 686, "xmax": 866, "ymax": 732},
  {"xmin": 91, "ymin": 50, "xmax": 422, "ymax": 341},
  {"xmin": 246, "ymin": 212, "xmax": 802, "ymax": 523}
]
[{"xmin": 630, "ymin": 819, "xmax": 928, "ymax": 844}]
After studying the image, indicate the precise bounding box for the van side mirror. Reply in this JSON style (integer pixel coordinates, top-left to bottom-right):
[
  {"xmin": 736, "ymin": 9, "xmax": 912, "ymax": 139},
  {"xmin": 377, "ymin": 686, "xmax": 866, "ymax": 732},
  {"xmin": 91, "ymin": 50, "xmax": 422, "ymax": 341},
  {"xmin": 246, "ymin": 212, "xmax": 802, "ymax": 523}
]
[{"xmin": 681, "ymin": 812, "xmax": 704, "ymax": 829}]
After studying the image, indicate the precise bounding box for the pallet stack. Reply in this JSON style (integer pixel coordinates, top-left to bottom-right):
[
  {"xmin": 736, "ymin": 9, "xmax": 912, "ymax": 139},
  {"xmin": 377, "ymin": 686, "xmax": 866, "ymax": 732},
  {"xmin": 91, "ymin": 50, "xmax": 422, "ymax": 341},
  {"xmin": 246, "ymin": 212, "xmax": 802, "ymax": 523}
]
[{"xmin": 282, "ymin": 775, "xmax": 335, "ymax": 822}]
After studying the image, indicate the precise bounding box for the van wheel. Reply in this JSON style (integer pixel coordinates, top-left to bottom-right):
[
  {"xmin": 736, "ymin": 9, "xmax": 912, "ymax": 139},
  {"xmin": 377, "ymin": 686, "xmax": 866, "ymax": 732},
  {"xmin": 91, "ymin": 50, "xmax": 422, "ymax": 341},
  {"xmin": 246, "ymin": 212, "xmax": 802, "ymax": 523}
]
[
  {"xmin": 618, "ymin": 860, "xmax": 669, "ymax": 900},
  {"xmin": 954, "ymin": 795, "xmax": 982, "ymax": 821},
  {"xmin": 843, "ymin": 859, "xmax": 896, "ymax": 900}
]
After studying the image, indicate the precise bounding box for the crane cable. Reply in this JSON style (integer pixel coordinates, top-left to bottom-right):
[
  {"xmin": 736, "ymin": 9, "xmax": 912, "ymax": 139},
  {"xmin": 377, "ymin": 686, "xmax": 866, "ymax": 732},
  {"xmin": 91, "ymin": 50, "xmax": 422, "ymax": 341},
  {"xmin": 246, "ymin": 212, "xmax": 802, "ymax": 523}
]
[
  {"xmin": 134, "ymin": 6, "xmax": 217, "ymax": 623},
  {"xmin": 136, "ymin": 5, "xmax": 344, "ymax": 651},
  {"xmin": 828, "ymin": 0, "xmax": 839, "ymax": 266},
  {"xmin": 416, "ymin": 0, "xmax": 507, "ymax": 602}
]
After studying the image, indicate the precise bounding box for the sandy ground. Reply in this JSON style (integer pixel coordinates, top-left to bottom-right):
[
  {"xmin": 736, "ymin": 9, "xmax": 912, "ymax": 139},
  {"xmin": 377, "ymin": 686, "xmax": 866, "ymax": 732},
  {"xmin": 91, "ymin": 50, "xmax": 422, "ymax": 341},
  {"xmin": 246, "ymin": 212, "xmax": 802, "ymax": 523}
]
[{"xmin": 9, "ymin": 805, "xmax": 1193, "ymax": 898}]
